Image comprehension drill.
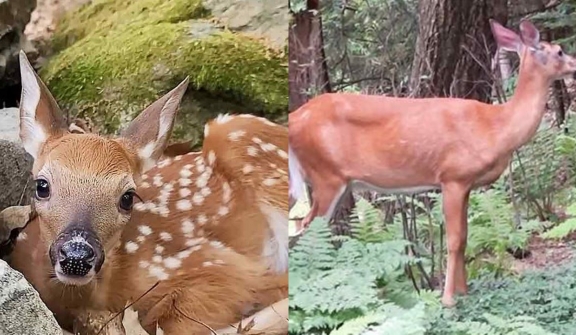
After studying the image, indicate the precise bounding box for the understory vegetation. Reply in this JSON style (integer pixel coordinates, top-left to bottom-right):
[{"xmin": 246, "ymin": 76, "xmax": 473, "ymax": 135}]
[{"xmin": 289, "ymin": 0, "xmax": 576, "ymax": 334}]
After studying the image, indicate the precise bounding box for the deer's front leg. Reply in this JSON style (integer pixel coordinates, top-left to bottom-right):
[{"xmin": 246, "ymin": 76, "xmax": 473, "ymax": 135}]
[{"xmin": 441, "ymin": 182, "xmax": 471, "ymax": 307}]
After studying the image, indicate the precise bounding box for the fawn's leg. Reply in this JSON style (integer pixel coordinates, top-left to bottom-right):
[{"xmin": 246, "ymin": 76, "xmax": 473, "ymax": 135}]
[{"xmin": 137, "ymin": 248, "xmax": 287, "ymax": 335}]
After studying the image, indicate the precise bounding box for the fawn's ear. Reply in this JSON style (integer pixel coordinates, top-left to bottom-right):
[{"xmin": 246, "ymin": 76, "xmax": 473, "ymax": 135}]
[
  {"xmin": 519, "ymin": 20, "xmax": 540, "ymax": 48},
  {"xmin": 19, "ymin": 50, "xmax": 68, "ymax": 159},
  {"xmin": 489, "ymin": 19, "xmax": 523, "ymax": 54},
  {"xmin": 119, "ymin": 77, "xmax": 189, "ymax": 173}
]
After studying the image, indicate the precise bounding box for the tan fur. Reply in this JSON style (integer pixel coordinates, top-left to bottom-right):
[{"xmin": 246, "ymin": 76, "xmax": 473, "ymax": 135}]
[
  {"xmin": 288, "ymin": 20, "xmax": 576, "ymax": 307},
  {"xmin": 11, "ymin": 52, "xmax": 288, "ymax": 334}
]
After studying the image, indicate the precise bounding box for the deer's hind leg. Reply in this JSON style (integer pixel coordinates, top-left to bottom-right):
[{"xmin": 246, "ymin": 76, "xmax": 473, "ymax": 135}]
[
  {"xmin": 137, "ymin": 247, "xmax": 287, "ymax": 335},
  {"xmin": 296, "ymin": 171, "xmax": 347, "ymax": 234}
]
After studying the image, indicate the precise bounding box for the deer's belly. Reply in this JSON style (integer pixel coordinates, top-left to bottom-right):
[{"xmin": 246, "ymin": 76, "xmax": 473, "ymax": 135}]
[{"xmin": 351, "ymin": 180, "xmax": 440, "ymax": 195}]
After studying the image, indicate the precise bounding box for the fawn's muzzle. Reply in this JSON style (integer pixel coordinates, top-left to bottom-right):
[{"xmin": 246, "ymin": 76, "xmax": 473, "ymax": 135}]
[
  {"xmin": 50, "ymin": 227, "xmax": 104, "ymax": 283},
  {"xmin": 58, "ymin": 240, "xmax": 95, "ymax": 276}
]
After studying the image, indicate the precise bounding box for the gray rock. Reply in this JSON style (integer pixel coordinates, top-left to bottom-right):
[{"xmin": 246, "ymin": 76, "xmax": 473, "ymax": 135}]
[
  {"xmin": 0, "ymin": 140, "xmax": 34, "ymax": 211},
  {"xmin": 202, "ymin": 0, "xmax": 288, "ymax": 49},
  {"xmin": 0, "ymin": 259, "xmax": 61, "ymax": 335},
  {"xmin": 0, "ymin": 108, "xmax": 20, "ymax": 143},
  {"xmin": 0, "ymin": 0, "xmax": 38, "ymax": 90}
]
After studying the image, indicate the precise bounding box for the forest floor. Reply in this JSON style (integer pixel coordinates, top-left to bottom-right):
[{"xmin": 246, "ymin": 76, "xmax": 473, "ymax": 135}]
[{"xmin": 511, "ymin": 234, "xmax": 575, "ymax": 273}]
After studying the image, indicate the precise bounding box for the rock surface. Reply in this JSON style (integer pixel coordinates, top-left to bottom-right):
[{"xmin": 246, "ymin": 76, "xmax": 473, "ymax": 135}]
[
  {"xmin": 0, "ymin": 140, "xmax": 34, "ymax": 212},
  {"xmin": 38, "ymin": 0, "xmax": 288, "ymax": 147},
  {"xmin": 202, "ymin": 0, "xmax": 289, "ymax": 50},
  {"xmin": 0, "ymin": 259, "xmax": 61, "ymax": 335},
  {"xmin": 0, "ymin": 0, "xmax": 38, "ymax": 101},
  {"xmin": 0, "ymin": 107, "xmax": 20, "ymax": 143},
  {"xmin": 25, "ymin": 0, "xmax": 90, "ymax": 43}
]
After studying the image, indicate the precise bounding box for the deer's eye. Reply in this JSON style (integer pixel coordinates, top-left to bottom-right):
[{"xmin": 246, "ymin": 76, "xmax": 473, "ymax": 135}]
[
  {"xmin": 119, "ymin": 190, "xmax": 135, "ymax": 212},
  {"xmin": 35, "ymin": 179, "xmax": 50, "ymax": 199}
]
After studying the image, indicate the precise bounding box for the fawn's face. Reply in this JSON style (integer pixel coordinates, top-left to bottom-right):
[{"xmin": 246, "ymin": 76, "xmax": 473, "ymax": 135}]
[
  {"xmin": 18, "ymin": 51, "xmax": 189, "ymax": 286},
  {"xmin": 32, "ymin": 135, "xmax": 138, "ymax": 284},
  {"xmin": 491, "ymin": 19, "xmax": 576, "ymax": 81}
]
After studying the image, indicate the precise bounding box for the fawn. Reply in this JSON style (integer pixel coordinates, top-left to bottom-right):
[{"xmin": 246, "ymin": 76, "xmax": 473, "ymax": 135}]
[
  {"xmin": 288, "ymin": 19, "xmax": 576, "ymax": 306},
  {"xmin": 10, "ymin": 51, "xmax": 288, "ymax": 334}
]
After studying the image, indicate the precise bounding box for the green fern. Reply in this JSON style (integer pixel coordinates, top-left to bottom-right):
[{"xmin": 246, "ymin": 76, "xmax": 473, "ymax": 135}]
[
  {"xmin": 465, "ymin": 188, "xmax": 544, "ymax": 277},
  {"xmin": 542, "ymin": 203, "xmax": 576, "ymax": 239},
  {"xmin": 329, "ymin": 312, "xmax": 386, "ymax": 335},
  {"xmin": 350, "ymin": 197, "xmax": 392, "ymax": 242},
  {"xmin": 331, "ymin": 302, "xmax": 431, "ymax": 335},
  {"xmin": 289, "ymin": 200, "xmax": 426, "ymax": 334},
  {"xmin": 289, "ymin": 217, "xmax": 336, "ymax": 285},
  {"xmin": 449, "ymin": 314, "xmax": 557, "ymax": 335}
]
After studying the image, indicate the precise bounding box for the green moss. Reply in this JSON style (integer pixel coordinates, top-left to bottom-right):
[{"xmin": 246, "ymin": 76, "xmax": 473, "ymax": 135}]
[
  {"xmin": 42, "ymin": 0, "xmax": 288, "ymax": 138},
  {"xmin": 52, "ymin": 0, "xmax": 209, "ymax": 51}
]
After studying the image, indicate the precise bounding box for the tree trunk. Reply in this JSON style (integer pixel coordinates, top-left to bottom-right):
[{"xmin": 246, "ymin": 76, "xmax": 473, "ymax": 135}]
[
  {"xmin": 409, "ymin": 0, "xmax": 508, "ymax": 101},
  {"xmin": 288, "ymin": 0, "xmax": 354, "ymax": 235},
  {"xmin": 288, "ymin": 0, "xmax": 332, "ymax": 111}
]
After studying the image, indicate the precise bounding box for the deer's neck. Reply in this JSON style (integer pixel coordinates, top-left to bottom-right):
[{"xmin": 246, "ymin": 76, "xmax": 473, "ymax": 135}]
[{"xmin": 498, "ymin": 61, "xmax": 551, "ymax": 153}]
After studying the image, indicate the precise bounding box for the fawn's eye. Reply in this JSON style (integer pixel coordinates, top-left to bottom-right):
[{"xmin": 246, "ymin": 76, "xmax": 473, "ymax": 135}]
[
  {"xmin": 119, "ymin": 191, "xmax": 135, "ymax": 212},
  {"xmin": 35, "ymin": 179, "xmax": 50, "ymax": 199}
]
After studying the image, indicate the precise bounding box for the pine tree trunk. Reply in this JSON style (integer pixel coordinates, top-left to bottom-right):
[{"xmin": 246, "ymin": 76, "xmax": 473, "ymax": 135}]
[{"xmin": 409, "ymin": 0, "xmax": 508, "ymax": 101}]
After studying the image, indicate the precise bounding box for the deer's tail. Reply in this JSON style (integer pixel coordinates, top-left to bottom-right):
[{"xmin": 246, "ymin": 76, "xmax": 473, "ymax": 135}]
[{"xmin": 288, "ymin": 146, "xmax": 305, "ymax": 208}]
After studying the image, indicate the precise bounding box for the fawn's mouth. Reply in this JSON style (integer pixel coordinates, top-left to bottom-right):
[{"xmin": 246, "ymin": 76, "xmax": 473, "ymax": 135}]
[
  {"xmin": 54, "ymin": 265, "xmax": 96, "ymax": 286},
  {"xmin": 49, "ymin": 228, "xmax": 105, "ymax": 285}
]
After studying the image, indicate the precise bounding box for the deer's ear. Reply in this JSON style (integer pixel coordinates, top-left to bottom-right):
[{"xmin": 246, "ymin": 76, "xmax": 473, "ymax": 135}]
[
  {"xmin": 119, "ymin": 77, "xmax": 189, "ymax": 173},
  {"xmin": 519, "ymin": 20, "xmax": 540, "ymax": 48},
  {"xmin": 19, "ymin": 51, "xmax": 68, "ymax": 159},
  {"xmin": 490, "ymin": 19, "xmax": 523, "ymax": 53}
]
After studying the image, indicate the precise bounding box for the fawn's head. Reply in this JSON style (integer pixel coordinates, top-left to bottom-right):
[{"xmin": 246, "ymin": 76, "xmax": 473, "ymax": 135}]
[
  {"xmin": 18, "ymin": 51, "xmax": 189, "ymax": 286},
  {"xmin": 490, "ymin": 19, "xmax": 576, "ymax": 81}
]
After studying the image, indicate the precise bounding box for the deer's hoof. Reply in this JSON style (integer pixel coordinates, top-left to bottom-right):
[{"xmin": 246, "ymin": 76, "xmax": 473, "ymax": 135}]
[{"xmin": 441, "ymin": 295, "xmax": 457, "ymax": 308}]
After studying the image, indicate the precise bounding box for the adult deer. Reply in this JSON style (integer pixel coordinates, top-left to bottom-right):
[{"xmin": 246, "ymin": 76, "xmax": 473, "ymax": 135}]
[
  {"xmin": 288, "ymin": 19, "xmax": 576, "ymax": 307},
  {"xmin": 10, "ymin": 51, "xmax": 288, "ymax": 334}
]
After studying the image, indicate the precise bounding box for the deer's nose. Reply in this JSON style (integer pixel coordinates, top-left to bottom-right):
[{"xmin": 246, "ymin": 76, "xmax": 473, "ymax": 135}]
[{"xmin": 58, "ymin": 241, "xmax": 95, "ymax": 276}]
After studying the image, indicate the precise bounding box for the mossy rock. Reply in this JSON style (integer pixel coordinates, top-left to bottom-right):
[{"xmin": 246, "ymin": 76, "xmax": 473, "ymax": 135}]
[{"xmin": 42, "ymin": 0, "xmax": 287, "ymax": 146}]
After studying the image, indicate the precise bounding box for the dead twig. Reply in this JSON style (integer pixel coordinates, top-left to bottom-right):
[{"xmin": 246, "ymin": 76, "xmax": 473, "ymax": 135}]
[
  {"xmin": 96, "ymin": 282, "xmax": 160, "ymax": 335},
  {"xmin": 173, "ymin": 303, "xmax": 218, "ymax": 335}
]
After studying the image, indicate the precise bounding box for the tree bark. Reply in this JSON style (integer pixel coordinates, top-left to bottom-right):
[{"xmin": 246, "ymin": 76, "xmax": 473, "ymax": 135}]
[
  {"xmin": 409, "ymin": 0, "xmax": 508, "ymax": 101},
  {"xmin": 288, "ymin": 0, "xmax": 332, "ymax": 111},
  {"xmin": 288, "ymin": 0, "xmax": 354, "ymax": 235}
]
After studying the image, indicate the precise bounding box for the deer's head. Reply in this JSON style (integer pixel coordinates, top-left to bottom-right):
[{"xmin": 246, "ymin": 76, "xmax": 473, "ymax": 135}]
[
  {"xmin": 18, "ymin": 51, "xmax": 189, "ymax": 286},
  {"xmin": 490, "ymin": 19, "xmax": 576, "ymax": 81}
]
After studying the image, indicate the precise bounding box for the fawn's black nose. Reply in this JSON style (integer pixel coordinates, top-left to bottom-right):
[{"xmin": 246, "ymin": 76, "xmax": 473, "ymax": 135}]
[{"xmin": 58, "ymin": 241, "xmax": 95, "ymax": 276}]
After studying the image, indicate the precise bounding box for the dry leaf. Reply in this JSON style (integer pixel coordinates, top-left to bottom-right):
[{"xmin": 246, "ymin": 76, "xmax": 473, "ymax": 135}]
[
  {"xmin": 122, "ymin": 305, "xmax": 163, "ymax": 335},
  {"xmin": 216, "ymin": 298, "xmax": 288, "ymax": 335},
  {"xmin": 0, "ymin": 206, "xmax": 32, "ymax": 242}
]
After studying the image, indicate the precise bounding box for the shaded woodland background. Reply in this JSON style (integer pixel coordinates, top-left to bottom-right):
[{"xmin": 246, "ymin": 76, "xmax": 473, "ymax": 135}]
[{"xmin": 288, "ymin": 1, "xmax": 576, "ymax": 334}]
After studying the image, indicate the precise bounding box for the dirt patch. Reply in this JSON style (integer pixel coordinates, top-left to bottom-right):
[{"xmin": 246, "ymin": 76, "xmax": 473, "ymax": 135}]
[{"xmin": 511, "ymin": 235, "xmax": 576, "ymax": 273}]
